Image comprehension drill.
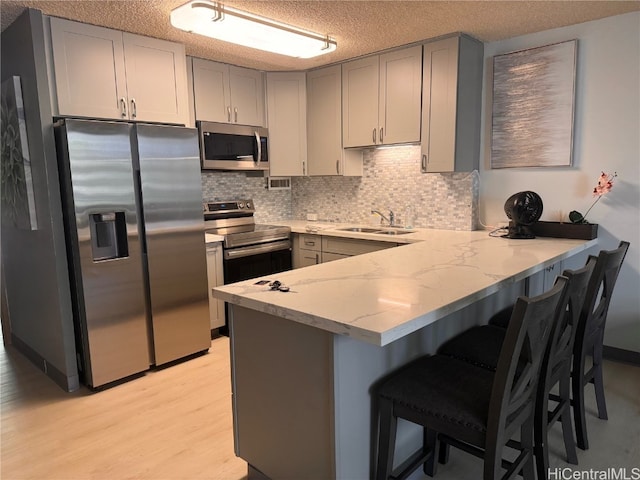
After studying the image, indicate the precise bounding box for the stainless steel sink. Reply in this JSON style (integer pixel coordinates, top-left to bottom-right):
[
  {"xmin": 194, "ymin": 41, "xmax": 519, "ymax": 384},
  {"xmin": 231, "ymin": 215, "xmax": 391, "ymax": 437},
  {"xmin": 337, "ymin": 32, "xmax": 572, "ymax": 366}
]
[
  {"xmin": 337, "ymin": 227, "xmax": 415, "ymax": 235},
  {"xmin": 375, "ymin": 229, "xmax": 414, "ymax": 235},
  {"xmin": 337, "ymin": 227, "xmax": 382, "ymax": 233}
]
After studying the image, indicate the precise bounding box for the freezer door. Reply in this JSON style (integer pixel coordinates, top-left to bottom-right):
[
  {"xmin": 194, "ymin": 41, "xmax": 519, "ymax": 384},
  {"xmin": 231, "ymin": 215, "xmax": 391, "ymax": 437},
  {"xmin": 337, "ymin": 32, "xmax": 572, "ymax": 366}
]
[
  {"xmin": 135, "ymin": 124, "xmax": 210, "ymax": 365},
  {"xmin": 57, "ymin": 119, "xmax": 151, "ymax": 388}
]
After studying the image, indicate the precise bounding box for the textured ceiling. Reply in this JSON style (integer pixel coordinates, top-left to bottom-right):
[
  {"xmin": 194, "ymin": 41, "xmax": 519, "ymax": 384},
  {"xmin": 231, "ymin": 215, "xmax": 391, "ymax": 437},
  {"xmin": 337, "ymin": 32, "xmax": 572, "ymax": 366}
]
[{"xmin": 1, "ymin": 1, "xmax": 638, "ymax": 71}]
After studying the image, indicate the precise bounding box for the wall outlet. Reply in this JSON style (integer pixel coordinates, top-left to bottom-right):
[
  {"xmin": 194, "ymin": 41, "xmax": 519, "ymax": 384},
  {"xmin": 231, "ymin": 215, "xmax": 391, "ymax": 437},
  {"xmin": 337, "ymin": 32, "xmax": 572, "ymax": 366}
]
[{"xmin": 307, "ymin": 213, "xmax": 318, "ymax": 221}]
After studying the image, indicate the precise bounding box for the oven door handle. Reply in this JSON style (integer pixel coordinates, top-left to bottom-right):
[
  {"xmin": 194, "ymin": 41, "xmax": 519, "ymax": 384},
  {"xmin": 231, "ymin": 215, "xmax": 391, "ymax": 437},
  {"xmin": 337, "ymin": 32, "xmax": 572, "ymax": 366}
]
[{"xmin": 223, "ymin": 240, "xmax": 291, "ymax": 260}]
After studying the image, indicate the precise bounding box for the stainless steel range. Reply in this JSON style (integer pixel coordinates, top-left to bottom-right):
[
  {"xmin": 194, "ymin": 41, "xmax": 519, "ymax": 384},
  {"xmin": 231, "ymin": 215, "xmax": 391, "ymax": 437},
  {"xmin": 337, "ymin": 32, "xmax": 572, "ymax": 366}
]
[{"xmin": 204, "ymin": 200, "xmax": 292, "ymax": 285}]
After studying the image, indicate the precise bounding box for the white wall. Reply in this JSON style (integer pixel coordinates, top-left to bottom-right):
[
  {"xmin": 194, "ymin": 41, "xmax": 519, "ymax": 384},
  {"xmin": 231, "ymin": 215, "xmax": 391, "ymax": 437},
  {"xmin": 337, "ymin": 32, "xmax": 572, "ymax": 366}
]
[{"xmin": 479, "ymin": 13, "xmax": 640, "ymax": 353}]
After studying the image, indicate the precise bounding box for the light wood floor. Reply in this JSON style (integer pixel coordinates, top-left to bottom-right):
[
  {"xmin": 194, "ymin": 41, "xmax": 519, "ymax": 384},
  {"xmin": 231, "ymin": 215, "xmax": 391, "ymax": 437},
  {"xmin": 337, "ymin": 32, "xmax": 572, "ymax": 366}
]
[
  {"xmin": 2, "ymin": 333, "xmax": 639, "ymax": 480},
  {"xmin": 1, "ymin": 336, "xmax": 248, "ymax": 480}
]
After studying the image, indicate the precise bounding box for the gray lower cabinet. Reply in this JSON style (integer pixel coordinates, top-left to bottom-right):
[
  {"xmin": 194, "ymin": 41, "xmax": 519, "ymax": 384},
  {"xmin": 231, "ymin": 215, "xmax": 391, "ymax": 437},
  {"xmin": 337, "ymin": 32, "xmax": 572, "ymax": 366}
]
[
  {"xmin": 293, "ymin": 233, "xmax": 396, "ymax": 268},
  {"xmin": 293, "ymin": 234, "xmax": 322, "ymax": 268}
]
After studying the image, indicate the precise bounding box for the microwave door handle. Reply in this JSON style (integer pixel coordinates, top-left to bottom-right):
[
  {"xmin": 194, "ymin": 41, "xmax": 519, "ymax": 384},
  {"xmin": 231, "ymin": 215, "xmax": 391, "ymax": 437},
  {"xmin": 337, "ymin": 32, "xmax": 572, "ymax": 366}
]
[
  {"xmin": 236, "ymin": 155, "xmax": 253, "ymax": 159},
  {"xmin": 254, "ymin": 131, "xmax": 261, "ymax": 164}
]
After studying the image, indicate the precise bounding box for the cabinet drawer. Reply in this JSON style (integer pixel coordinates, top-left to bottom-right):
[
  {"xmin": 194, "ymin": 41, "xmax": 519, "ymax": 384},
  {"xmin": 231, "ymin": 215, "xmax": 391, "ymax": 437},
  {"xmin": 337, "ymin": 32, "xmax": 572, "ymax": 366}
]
[
  {"xmin": 298, "ymin": 234, "xmax": 322, "ymax": 251},
  {"xmin": 321, "ymin": 236, "xmax": 394, "ymax": 256}
]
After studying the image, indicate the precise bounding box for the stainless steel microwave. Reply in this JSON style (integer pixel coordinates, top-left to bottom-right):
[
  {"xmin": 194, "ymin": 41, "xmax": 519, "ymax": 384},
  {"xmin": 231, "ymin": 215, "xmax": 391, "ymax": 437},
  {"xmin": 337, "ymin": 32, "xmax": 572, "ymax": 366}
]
[{"xmin": 197, "ymin": 121, "xmax": 269, "ymax": 171}]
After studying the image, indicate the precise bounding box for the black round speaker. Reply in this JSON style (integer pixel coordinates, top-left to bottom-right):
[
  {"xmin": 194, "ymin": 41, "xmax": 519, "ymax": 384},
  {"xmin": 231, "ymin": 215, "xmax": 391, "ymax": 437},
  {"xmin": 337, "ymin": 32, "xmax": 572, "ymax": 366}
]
[{"xmin": 502, "ymin": 191, "xmax": 543, "ymax": 239}]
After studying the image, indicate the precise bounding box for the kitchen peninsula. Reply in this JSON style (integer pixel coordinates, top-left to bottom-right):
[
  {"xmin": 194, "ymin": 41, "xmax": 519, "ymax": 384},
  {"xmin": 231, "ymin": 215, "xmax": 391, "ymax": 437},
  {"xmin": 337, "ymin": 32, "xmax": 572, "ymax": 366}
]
[{"xmin": 213, "ymin": 229, "xmax": 596, "ymax": 479}]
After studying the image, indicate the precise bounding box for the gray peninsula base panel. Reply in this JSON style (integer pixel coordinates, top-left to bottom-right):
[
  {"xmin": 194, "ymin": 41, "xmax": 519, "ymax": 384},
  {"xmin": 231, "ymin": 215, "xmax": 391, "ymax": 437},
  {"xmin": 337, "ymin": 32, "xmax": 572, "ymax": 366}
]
[{"xmin": 229, "ymin": 284, "xmax": 521, "ymax": 479}]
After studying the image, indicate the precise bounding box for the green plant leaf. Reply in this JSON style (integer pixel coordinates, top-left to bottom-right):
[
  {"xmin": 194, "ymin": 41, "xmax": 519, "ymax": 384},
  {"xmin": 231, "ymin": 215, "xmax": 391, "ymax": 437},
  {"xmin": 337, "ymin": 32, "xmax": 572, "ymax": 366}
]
[{"xmin": 569, "ymin": 210, "xmax": 586, "ymax": 224}]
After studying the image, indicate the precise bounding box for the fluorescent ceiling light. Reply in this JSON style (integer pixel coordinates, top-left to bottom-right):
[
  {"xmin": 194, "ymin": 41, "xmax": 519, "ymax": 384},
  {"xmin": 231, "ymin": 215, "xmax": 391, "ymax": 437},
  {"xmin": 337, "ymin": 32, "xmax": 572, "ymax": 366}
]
[{"xmin": 171, "ymin": 1, "xmax": 337, "ymax": 59}]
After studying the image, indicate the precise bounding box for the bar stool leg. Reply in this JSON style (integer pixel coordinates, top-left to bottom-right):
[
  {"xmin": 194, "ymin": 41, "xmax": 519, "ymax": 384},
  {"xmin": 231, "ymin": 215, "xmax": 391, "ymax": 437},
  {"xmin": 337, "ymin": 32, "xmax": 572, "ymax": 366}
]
[
  {"xmin": 593, "ymin": 331, "xmax": 608, "ymax": 420},
  {"xmin": 534, "ymin": 381, "xmax": 550, "ymax": 480},
  {"xmin": 522, "ymin": 417, "xmax": 536, "ymax": 480},
  {"xmin": 559, "ymin": 369, "xmax": 578, "ymax": 464},
  {"xmin": 424, "ymin": 428, "xmax": 440, "ymax": 476},
  {"xmin": 573, "ymin": 352, "xmax": 589, "ymax": 450},
  {"xmin": 376, "ymin": 398, "xmax": 397, "ymax": 480}
]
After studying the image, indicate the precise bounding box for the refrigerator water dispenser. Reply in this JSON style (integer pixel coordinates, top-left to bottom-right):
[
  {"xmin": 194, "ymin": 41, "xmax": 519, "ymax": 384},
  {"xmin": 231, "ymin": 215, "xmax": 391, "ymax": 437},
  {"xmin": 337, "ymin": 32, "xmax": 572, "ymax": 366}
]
[{"xmin": 89, "ymin": 212, "xmax": 128, "ymax": 261}]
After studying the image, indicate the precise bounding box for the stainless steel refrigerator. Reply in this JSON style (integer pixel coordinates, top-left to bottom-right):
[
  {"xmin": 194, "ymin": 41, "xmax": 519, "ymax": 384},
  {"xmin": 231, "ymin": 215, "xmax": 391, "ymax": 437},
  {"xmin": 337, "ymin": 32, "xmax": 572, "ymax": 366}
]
[{"xmin": 54, "ymin": 118, "xmax": 210, "ymax": 388}]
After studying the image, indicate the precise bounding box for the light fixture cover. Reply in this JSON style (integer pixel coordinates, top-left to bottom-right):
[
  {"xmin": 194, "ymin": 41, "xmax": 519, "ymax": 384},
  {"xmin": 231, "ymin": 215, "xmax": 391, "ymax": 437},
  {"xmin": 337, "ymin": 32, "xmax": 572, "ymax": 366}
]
[{"xmin": 171, "ymin": 1, "xmax": 337, "ymax": 59}]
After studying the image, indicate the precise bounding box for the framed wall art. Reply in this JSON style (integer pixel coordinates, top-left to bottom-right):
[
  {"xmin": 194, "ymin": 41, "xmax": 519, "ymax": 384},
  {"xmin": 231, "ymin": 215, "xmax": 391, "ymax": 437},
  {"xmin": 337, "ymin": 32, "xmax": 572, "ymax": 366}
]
[
  {"xmin": 1, "ymin": 75, "xmax": 37, "ymax": 230},
  {"xmin": 491, "ymin": 39, "xmax": 577, "ymax": 169}
]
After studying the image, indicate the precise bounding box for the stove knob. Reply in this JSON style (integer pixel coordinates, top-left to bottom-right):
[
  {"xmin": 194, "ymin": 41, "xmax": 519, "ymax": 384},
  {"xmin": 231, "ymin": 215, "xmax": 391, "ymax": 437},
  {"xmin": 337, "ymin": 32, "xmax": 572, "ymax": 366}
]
[
  {"xmin": 238, "ymin": 202, "xmax": 245, "ymax": 209},
  {"xmin": 246, "ymin": 201, "xmax": 252, "ymax": 209}
]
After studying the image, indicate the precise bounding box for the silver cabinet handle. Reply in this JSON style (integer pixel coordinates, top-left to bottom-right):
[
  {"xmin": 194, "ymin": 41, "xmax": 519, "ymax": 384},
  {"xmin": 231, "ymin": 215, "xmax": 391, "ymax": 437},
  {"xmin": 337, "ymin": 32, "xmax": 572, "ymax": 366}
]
[
  {"xmin": 304, "ymin": 240, "xmax": 315, "ymax": 246},
  {"xmin": 227, "ymin": 106, "xmax": 231, "ymax": 122},
  {"xmin": 120, "ymin": 97, "xmax": 127, "ymax": 117},
  {"xmin": 234, "ymin": 107, "xmax": 238, "ymax": 123},
  {"xmin": 336, "ymin": 160, "xmax": 340, "ymax": 175},
  {"xmin": 130, "ymin": 98, "xmax": 137, "ymax": 118},
  {"xmin": 380, "ymin": 127, "xmax": 384, "ymax": 143},
  {"xmin": 372, "ymin": 128, "xmax": 376, "ymax": 144},
  {"xmin": 421, "ymin": 154, "xmax": 428, "ymax": 173},
  {"xmin": 302, "ymin": 161, "xmax": 306, "ymax": 176}
]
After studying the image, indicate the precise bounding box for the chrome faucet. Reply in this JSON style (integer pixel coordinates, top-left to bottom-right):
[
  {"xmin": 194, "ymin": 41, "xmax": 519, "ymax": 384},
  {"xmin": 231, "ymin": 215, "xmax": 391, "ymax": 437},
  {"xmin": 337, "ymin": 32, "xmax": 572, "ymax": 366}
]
[{"xmin": 371, "ymin": 209, "xmax": 395, "ymax": 227}]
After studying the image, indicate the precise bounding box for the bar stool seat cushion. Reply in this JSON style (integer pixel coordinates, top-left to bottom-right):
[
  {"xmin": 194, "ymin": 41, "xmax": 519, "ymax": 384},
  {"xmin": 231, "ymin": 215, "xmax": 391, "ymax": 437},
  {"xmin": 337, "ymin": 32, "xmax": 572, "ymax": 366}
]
[
  {"xmin": 438, "ymin": 325, "xmax": 506, "ymax": 371},
  {"xmin": 378, "ymin": 355, "xmax": 495, "ymax": 436}
]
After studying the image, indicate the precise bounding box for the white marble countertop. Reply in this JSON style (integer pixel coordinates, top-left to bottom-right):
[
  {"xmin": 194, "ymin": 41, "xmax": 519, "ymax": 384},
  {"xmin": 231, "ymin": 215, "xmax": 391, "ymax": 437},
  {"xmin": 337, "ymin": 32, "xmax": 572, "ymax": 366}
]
[
  {"xmin": 205, "ymin": 232, "xmax": 224, "ymax": 244},
  {"xmin": 214, "ymin": 227, "xmax": 597, "ymax": 346}
]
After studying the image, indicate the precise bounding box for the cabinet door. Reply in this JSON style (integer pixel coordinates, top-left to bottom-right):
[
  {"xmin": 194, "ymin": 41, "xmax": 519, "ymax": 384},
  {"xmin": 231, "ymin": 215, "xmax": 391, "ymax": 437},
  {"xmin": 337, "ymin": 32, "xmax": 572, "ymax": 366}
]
[
  {"xmin": 307, "ymin": 65, "xmax": 343, "ymax": 176},
  {"xmin": 267, "ymin": 72, "xmax": 307, "ymax": 176},
  {"xmin": 229, "ymin": 66, "xmax": 265, "ymax": 126},
  {"xmin": 421, "ymin": 37, "xmax": 459, "ymax": 172},
  {"xmin": 342, "ymin": 56, "xmax": 379, "ymax": 148},
  {"xmin": 192, "ymin": 58, "xmax": 231, "ymax": 123},
  {"xmin": 123, "ymin": 33, "xmax": 188, "ymax": 125},
  {"xmin": 321, "ymin": 252, "xmax": 351, "ymax": 263},
  {"xmin": 421, "ymin": 36, "xmax": 482, "ymax": 172},
  {"xmin": 49, "ymin": 17, "xmax": 127, "ymax": 119},
  {"xmin": 298, "ymin": 250, "xmax": 322, "ymax": 268},
  {"xmin": 379, "ymin": 46, "xmax": 422, "ymax": 145},
  {"xmin": 206, "ymin": 243, "xmax": 225, "ymax": 329}
]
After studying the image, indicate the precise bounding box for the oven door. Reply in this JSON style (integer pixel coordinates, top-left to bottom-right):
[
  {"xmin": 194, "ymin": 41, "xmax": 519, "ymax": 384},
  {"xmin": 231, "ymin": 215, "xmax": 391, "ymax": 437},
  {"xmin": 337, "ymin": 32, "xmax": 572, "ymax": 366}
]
[{"xmin": 223, "ymin": 240, "xmax": 292, "ymax": 284}]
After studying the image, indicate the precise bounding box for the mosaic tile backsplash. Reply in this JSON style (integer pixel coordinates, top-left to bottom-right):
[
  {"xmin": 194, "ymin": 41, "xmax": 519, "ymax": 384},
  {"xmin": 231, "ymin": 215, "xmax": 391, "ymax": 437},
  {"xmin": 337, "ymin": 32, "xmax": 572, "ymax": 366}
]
[{"xmin": 201, "ymin": 145, "xmax": 478, "ymax": 230}]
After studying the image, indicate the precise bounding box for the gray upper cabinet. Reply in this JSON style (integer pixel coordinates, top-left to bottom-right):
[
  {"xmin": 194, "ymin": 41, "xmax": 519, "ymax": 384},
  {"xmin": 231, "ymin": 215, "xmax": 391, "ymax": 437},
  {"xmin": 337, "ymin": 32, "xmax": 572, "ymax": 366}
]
[
  {"xmin": 307, "ymin": 65, "xmax": 362, "ymax": 176},
  {"xmin": 49, "ymin": 17, "xmax": 188, "ymax": 125},
  {"xmin": 421, "ymin": 35, "xmax": 483, "ymax": 173},
  {"xmin": 192, "ymin": 58, "xmax": 265, "ymax": 127},
  {"xmin": 342, "ymin": 45, "xmax": 422, "ymax": 148},
  {"xmin": 266, "ymin": 72, "xmax": 307, "ymax": 177}
]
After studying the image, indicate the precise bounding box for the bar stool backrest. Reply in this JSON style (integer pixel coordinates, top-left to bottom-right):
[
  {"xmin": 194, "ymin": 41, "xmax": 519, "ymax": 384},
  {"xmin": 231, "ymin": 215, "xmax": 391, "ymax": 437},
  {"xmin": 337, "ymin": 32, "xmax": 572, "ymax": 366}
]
[
  {"xmin": 547, "ymin": 258, "xmax": 598, "ymax": 376},
  {"xmin": 487, "ymin": 276, "xmax": 570, "ymax": 450},
  {"xmin": 579, "ymin": 241, "xmax": 630, "ymax": 342}
]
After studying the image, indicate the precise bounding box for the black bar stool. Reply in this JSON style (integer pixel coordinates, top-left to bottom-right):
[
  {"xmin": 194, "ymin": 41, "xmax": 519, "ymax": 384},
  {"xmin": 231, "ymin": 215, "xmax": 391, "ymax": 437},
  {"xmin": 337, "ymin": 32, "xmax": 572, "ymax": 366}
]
[
  {"xmin": 571, "ymin": 241, "xmax": 629, "ymax": 449},
  {"xmin": 488, "ymin": 241, "xmax": 630, "ymax": 450},
  {"xmin": 374, "ymin": 276, "xmax": 569, "ymax": 480},
  {"xmin": 438, "ymin": 259, "xmax": 596, "ymax": 479}
]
